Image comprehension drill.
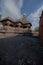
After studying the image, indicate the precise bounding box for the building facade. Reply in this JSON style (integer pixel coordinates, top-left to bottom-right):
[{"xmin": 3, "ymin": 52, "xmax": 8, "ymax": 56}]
[{"xmin": 0, "ymin": 15, "xmax": 32, "ymax": 34}]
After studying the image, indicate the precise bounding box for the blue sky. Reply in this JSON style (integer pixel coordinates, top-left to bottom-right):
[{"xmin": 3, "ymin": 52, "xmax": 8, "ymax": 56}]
[{"xmin": 0, "ymin": 0, "xmax": 43, "ymax": 30}]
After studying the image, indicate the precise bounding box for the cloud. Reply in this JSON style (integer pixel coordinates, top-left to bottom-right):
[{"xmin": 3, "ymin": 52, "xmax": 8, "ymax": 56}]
[
  {"xmin": 28, "ymin": 5, "xmax": 43, "ymax": 30},
  {"xmin": 18, "ymin": 0, "xmax": 23, "ymax": 9},
  {"xmin": 0, "ymin": 0, "xmax": 23, "ymax": 19}
]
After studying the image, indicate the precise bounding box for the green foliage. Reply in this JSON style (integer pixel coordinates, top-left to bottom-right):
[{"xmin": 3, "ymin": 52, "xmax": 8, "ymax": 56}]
[{"xmin": 34, "ymin": 27, "xmax": 39, "ymax": 32}]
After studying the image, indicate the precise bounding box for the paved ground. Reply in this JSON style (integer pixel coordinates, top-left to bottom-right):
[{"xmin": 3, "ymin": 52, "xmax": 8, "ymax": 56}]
[
  {"xmin": 0, "ymin": 33, "xmax": 18, "ymax": 38},
  {"xmin": 0, "ymin": 35, "xmax": 43, "ymax": 65}
]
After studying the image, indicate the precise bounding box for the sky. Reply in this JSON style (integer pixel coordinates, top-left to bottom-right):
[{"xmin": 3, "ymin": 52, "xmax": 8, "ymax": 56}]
[{"xmin": 0, "ymin": 0, "xmax": 43, "ymax": 30}]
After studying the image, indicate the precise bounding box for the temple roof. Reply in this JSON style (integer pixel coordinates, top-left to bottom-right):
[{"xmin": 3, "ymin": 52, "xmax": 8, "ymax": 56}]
[{"xmin": 0, "ymin": 16, "xmax": 32, "ymax": 26}]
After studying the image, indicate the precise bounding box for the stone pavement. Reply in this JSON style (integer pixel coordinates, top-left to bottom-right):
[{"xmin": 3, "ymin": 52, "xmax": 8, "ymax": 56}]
[{"xmin": 0, "ymin": 35, "xmax": 43, "ymax": 65}]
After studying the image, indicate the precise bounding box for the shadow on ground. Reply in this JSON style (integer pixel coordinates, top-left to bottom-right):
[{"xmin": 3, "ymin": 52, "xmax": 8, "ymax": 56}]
[{"xmin": 0, "ymin": 35, "xmax": 43, "ymax": 65}]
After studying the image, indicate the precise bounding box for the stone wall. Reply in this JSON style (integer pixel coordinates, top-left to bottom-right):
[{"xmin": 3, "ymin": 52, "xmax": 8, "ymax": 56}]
[{"xmin": 39, "ymin": 11, "xmax": 43, "ymax": 45}]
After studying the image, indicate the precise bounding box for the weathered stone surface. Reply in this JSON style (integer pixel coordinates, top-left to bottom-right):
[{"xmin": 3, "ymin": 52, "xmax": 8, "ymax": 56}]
[{"xmin": 0, "ymin": 35, "xmax": 43, "ymax": 65}]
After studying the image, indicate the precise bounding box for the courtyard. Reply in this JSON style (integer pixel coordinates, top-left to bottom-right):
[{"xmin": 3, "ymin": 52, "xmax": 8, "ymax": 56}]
[{"xmin": 0, "ymin": 35, "xmax": 43, "ymax": 65}]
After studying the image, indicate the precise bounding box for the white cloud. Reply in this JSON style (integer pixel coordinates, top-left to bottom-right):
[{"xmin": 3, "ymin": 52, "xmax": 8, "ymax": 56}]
[
  {"xmin": 18, "ymin": 0, "xmax": 23, "ymax": 9},
  {"xmin": 1, "ymin": 0, "xmax": 23, "ymax": 19},
  {"xmin": 28, "ymin": 5, "xmax": 43, "ymax": 30}
]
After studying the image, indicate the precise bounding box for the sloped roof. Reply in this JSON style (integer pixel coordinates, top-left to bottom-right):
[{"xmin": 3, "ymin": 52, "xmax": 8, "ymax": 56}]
[
  {"xmin": 0, "ymin": 17, "xmax": 32, "ymax": 26},
  {"xmin": 0, "ymin": 17, "xmax": 15, "ymax": 22}
]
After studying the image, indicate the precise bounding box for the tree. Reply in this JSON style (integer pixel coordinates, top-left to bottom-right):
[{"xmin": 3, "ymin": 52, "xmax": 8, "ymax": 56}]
[{"xmin": 34, "ymin": 27, "xmax": 39, "ymax": 32}]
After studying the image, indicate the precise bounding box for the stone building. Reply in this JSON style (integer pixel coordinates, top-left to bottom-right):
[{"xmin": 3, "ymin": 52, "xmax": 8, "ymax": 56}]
[
  {"xmin": 39, "ymin": 11, "xmax": 43, "ymax": 45},
  {"xmin": 0, "ymin": 14, "xmax": 32, "ymax": 34}
]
